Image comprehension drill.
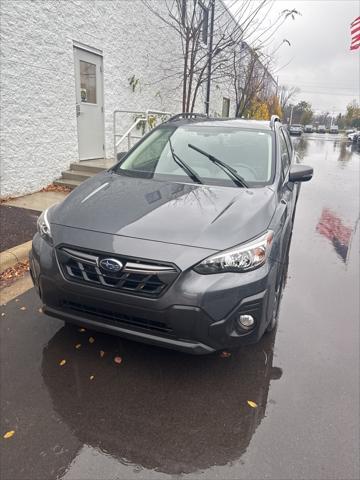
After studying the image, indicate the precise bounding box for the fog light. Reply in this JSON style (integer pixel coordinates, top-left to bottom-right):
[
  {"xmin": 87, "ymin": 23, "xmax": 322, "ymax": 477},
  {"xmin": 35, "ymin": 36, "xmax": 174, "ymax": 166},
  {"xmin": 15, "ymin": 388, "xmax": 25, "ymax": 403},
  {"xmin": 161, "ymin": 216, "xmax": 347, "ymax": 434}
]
[{"xmin": 238, "ymin": 314, "xmax": 255, "ymax": 329}]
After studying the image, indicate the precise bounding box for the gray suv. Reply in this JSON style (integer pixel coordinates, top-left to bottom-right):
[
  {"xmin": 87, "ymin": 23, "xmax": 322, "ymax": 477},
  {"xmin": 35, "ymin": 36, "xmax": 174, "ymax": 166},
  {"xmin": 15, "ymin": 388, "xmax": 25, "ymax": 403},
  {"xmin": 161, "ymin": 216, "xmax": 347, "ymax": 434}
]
[{"xmin": 30, "ymin": 115, "xmax": 313, "ymax": 354}]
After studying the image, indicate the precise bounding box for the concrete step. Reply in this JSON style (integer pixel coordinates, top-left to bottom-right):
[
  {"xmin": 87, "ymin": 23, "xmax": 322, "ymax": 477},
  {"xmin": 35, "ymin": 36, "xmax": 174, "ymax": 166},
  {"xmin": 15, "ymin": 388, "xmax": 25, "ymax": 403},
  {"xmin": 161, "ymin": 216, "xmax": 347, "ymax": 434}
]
[
  {"xmin": 69, "ymin": 162, "xmax": 107, "ymax": 173},
  {"xmin": 55, "ymin": 158, "xmax": 118, "ymax": 189},
  {"xmin": 53, "ymin": 178, "xmax": 82, "ymax": 190},
  {"xmin": 61, "ymin": 169, "xmax": 97, "ymax": 181}
]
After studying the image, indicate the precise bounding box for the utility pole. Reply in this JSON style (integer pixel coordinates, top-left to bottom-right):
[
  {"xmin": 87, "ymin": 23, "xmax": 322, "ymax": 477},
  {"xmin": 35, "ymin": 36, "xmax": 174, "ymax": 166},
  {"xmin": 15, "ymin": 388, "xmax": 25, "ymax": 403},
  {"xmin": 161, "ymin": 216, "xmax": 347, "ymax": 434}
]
[
  {"xmin": 289, "ymin": 105, "xmax": 294, "ymax": 125},
  {"xmin": 205, "ymin": 0, "xmax": 215, "ymax": 115}
]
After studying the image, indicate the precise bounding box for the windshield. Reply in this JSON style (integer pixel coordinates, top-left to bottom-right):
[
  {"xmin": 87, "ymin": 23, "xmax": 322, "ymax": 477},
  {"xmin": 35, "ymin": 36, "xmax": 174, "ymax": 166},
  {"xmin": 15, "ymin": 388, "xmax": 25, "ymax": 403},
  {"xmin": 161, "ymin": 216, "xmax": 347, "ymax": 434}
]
[{"xmin": 115, "ymin": 125, "xmax": 273, "ymax": 187}]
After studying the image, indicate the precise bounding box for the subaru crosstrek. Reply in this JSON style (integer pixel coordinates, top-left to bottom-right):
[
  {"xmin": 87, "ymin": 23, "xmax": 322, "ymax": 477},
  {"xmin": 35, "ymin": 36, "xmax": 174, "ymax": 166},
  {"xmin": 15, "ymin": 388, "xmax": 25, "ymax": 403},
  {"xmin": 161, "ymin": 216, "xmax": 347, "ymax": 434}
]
[{"xmin": 30, "ymin": 114, "xmax": 313, "ymax": 354}]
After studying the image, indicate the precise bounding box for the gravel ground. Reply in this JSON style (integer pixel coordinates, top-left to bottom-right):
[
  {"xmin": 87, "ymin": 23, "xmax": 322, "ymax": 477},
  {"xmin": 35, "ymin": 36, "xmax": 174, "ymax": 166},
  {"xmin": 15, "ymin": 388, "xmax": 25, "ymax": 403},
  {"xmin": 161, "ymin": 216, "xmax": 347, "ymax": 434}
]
[{"xmin": 0, "ymin": 205, "xmax": 40, "ymax": 251}]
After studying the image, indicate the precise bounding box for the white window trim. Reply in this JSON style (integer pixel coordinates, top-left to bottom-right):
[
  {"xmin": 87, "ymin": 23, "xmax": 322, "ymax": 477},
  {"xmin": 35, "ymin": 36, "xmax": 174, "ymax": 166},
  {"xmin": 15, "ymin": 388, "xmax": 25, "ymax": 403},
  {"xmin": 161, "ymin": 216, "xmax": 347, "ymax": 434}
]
[{"xmin": 73, "ymin": 40, "xmax": 103, "ymax": 56}]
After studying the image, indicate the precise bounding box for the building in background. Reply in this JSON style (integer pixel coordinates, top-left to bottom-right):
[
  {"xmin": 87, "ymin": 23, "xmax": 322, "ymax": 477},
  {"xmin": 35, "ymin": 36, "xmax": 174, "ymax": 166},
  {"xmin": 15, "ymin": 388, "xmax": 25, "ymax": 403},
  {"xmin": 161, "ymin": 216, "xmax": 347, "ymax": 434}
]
[{"xmin": 0, "ymin": 0, "xmax": 276, "ymax": 197}]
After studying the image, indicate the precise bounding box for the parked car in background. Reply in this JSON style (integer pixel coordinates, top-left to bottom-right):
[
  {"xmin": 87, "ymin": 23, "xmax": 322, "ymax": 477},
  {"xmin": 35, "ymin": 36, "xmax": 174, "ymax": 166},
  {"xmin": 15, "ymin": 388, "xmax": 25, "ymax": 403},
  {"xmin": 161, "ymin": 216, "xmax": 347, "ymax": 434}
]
[
  {"xmin": 289, "ymin": 124, "xmax": 302, "ymax": 136},
  {"xmin": 304, "ymin": 125, "xmax": 314, "ymax": 133},
  {"xmin": 329, "ymin": 125, "xmax": 339, "ymax": 134},
  {"xmin": 348, "ymin": 130, "xmax": 360, "ymax": 143},
  {"xmin": 318, "ymin": 125, "xmax": 326, "ymax": 133},
  {"xmin": 30, "ymin": 114, "xmax": 313, "ymax": 354}
]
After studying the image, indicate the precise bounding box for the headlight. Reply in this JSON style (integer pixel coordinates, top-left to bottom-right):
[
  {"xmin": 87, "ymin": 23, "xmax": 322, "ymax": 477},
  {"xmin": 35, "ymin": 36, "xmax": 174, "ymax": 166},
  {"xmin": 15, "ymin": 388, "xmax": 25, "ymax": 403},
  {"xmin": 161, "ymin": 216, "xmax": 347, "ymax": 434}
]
[
  {"xmin": 37, "ymin": 208, "xmax": 53, "ymax": 244},
  {"xmin": 194, "ymin": 231, "xmax": 273, "ymax": 274}
]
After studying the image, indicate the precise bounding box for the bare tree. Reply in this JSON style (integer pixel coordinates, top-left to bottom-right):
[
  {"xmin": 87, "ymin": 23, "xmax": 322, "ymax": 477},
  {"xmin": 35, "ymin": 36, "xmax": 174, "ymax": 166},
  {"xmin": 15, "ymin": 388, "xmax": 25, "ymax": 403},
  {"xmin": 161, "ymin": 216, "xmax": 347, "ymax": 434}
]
[
  {"xmin": 278, "ymin": 84, "xmax": 300, "ymax": 111},
  {"xmin": 231, "ymin": 46, "xmax": 272, "ymax": 117},
  {"xmin": 142, "ymin": 0, "xmax": 300, "ymax": 113}
]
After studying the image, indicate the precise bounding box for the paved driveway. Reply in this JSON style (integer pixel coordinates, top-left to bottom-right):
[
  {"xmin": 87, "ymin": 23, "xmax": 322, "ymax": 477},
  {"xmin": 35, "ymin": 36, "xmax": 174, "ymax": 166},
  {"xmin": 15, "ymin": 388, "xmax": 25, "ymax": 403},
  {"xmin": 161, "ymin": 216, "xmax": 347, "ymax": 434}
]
[{"xmin": 1, "ymin": 137, "xmax": 359, "ymax": 480}]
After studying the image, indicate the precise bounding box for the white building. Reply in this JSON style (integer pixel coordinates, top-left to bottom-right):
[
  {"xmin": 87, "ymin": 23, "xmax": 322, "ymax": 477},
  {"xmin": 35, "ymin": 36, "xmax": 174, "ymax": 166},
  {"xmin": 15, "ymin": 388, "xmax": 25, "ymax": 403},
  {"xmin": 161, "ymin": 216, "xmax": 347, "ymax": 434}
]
[{"xmin": 0, "ymin": 0, "xmax": 273, "ymax": 197}]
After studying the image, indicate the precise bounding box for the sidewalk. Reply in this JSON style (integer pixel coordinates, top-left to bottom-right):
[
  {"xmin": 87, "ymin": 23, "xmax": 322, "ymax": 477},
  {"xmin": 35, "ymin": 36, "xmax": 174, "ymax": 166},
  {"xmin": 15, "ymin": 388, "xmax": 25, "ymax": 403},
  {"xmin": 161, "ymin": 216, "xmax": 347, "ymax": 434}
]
[{"xmin": 5, "ymin": 190, "xmax": 68, "ymax": 211}]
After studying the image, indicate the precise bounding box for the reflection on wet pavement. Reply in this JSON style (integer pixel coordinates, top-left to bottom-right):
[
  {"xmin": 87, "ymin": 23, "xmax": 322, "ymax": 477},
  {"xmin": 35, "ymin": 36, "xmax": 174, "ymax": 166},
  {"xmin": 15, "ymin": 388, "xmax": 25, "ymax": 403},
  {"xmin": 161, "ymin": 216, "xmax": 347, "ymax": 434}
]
[
  {"xmin": 42, "ymin": 325, "xmax": 281, "ymax": 476},
  {"xmin": 316, "ymin": 208, "xmax": 357, "ymax": 263},
  {"xmin": 1, "ymin": 137, "xmax": 359, "ymax": 480},
  {"xmin": 1, "ymin": 289, "xmax": 283, "ymax": 479}
]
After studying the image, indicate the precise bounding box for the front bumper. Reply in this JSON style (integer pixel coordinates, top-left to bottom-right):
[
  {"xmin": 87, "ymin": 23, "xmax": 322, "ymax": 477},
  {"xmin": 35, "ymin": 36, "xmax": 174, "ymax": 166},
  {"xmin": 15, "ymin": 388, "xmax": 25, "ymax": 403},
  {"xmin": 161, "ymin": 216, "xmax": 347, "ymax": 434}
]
[{"xmin": 30, "ymin": 234, "xmax": 278, "ymax": 354}]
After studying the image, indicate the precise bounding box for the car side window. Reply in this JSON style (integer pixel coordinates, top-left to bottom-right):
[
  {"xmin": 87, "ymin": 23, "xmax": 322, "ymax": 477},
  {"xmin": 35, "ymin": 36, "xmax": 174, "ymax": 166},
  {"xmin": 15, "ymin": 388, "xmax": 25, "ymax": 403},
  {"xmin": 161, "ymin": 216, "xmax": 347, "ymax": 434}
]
[
  {"xmin": 279, "ymin": 130, "xmax": 291, "ymax": 180},
  {"xmin": 281, "ymin": 128, "xmax": 293, "ymax": 162}
]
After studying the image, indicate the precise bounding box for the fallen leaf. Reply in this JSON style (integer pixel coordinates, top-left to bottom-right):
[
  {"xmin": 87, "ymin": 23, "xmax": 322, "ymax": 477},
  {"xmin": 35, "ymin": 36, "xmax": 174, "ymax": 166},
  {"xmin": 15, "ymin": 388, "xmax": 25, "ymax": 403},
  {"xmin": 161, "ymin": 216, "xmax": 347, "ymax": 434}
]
[
  {"xmin": 3, "ymin": 430, "xmax": 15, "ymax": 439},
  {"xmin": 40, "ymin": 183, "xmax": 71, "ymax": 193},
  {"xmin": 20, "ymin": 306, "xmax": 27, "ymax": 311},
  {"xmin": 0, "ymin": 261, "xmax": 30, "ymax": 284},
  {"xmin": 100, "ymin": 350, "xmax": 105, "ymax": 358},
  {"xmin": 247, "ymin": 400, "xmax": 258, "ymax": 408},
  {"xmin": 220, "ymin": 351, "xmax": 231, "ymax": 358},
  {"xmin": 114, "ymin": 356, "xmax": 123, "ymax": 365},
  {"xmin": 38, "ymin": 308, "xmax": 43, "ymax": 313},
  {"xmin": 1, "ymin": 313, "xmax": 5, "ymax": 317},
  {"xmin": 15, "ymin": 299, "xmax": 19, "ymax": 302},
  {"xmin": 75, "ymin": 344, "xmax": 81, "ymax": 349},
  {"xmin": 89, "ymin": 337, "xmax": 95, "ymax": 344},
  {"xmin": 89, "ymin": 375, "xmax": 95, "ymax": 380},
  {"xmin": 78, "ymin": 328, "xmax": 86, "ymax": 332},
  {"xmin": 59, "ymin": 360, "xmax": 66, "ymax": 366}
]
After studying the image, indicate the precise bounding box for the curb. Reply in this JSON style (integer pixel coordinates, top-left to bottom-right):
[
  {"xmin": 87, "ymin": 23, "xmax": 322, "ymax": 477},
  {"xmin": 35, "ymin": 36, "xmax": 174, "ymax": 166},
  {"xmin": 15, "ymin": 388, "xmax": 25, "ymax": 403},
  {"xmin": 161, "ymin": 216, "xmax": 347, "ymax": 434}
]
[{"xmin": 0, "ymin": 240, "xmax": 32, "ymax": 273}]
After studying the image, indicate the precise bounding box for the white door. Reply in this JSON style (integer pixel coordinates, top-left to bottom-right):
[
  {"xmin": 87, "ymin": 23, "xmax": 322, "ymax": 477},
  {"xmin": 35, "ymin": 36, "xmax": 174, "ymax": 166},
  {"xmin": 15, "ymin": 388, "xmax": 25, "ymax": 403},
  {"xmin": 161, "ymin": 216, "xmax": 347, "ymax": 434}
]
[{"xmin": 74, "ymin": 47, "xmax": 104, "ymax": 160}]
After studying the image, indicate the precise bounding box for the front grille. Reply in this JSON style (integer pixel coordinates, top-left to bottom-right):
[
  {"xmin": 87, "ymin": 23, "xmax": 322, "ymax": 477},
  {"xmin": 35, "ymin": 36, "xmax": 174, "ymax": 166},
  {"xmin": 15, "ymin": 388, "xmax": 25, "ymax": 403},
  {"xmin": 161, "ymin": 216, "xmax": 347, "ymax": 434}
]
[
  {"xmin": 62, "ymin": 300, "xmax": 174, "ymax": 335},
  {"xmin": 56, "ymin": 246, "xmax": 179, "ymax": 297}
]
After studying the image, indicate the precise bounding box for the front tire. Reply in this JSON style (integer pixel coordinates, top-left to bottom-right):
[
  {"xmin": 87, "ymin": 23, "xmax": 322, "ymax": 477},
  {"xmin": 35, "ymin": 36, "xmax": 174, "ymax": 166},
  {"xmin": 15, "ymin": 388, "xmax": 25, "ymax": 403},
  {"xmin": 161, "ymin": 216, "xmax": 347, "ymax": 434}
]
[
  {"xmin": 266, "ymin": 279, "xmax": 283, "ymax": 332},
  {"xmin": 266, "ymin": 245, "xmax": 290, "ymax": 333}
]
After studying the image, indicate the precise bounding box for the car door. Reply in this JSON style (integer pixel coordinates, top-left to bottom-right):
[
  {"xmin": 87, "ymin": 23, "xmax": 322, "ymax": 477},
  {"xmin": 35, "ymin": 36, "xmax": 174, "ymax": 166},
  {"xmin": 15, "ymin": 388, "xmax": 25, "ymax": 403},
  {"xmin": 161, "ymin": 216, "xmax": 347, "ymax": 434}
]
[{"xmin": 278, "ymin": 128, "xmax": 295, "ymax": 259}]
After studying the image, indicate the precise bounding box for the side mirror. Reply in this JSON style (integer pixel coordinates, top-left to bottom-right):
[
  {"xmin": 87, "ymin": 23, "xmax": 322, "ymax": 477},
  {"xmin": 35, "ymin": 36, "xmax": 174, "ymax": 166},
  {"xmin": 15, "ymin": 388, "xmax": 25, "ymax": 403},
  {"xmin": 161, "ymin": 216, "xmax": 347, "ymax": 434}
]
[{"xmin": 289, "ymin": 164, "xmax": 313, "ymax": 183}]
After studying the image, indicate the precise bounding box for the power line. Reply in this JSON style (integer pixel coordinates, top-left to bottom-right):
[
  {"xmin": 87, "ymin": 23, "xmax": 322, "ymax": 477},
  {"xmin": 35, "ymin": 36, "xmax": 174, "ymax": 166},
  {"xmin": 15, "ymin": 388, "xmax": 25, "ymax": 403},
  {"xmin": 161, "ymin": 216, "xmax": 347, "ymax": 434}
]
[
  {"xmin": 299, "ymin": 90, "xmax": 359, "ymax": 96},
  {"xmin": 284, "ymin": 81, "xmax": 358, "ymax": 90}
]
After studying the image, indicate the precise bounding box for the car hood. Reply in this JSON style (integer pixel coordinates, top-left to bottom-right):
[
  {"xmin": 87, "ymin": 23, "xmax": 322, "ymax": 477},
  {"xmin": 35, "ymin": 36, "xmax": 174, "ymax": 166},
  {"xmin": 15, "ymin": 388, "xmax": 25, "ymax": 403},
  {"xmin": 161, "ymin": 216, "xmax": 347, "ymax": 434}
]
[{"xmin": 51, "ymin": 172, "xmax": 277, "ymax": 251}]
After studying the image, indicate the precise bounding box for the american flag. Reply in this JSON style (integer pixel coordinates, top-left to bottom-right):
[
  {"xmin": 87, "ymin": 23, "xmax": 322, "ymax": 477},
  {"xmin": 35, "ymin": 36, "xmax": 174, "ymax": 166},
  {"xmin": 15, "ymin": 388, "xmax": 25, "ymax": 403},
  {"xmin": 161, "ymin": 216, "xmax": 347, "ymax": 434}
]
[{"xmin": 350, "ymin": 16, "xmax": 360, "ymax": 51}]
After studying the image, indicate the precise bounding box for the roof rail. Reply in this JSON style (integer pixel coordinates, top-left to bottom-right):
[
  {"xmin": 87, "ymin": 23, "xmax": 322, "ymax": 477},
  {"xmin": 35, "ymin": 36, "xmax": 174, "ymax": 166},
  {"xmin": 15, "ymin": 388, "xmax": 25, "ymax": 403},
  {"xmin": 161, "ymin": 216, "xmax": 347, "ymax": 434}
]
[
  {"xmin": 270, "ymin": 115, "xmax": 281, "ymax": 129},
  {"xmin": 167, "ymin": 112, "xmax": 208, "ymax": 122}
]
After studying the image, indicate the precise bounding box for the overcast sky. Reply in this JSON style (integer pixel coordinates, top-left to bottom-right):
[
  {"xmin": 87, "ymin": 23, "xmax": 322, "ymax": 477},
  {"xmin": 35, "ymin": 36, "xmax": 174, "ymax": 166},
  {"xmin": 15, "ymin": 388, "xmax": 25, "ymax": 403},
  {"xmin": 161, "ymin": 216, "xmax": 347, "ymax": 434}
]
[
  {"xmin": 268, "ymin": 0, "xmax": 360, "ymax": 114},
  {"xmin": 228, "ymin": 0, "xmax": 360, "ymax": 114}
]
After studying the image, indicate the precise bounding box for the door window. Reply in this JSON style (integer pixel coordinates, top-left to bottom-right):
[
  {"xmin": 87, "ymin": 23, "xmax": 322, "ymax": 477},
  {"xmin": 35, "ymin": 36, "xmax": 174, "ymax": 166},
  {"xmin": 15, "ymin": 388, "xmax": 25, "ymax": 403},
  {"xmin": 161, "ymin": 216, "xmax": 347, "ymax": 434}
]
[
  {"xmin": 281, "ymin": 127, "xmax": 293, "ymax": 159},
  {"xmin": 80, "ymin": 61, "xmax": 97, "ymax": 103},
  {"xmin": 279, "ymin": 130, "xmax": 290, "ymax": 178}
]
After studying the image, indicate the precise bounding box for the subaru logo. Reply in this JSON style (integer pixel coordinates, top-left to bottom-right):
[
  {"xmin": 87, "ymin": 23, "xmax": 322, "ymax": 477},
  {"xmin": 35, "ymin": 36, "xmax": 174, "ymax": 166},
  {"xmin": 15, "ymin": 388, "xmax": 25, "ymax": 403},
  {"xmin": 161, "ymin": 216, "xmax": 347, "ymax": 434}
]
[{"xmin": 99, "ymin": 258, "xmax": 123, "ymax": 272}]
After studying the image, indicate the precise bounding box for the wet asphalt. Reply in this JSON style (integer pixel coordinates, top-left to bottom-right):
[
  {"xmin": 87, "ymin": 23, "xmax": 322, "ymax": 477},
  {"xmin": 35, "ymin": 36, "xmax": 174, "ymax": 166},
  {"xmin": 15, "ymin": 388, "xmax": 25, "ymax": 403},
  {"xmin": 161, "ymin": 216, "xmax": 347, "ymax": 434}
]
[{"xmin": 0, "ymin": 135, "xmax": 359, "ymax": 480}]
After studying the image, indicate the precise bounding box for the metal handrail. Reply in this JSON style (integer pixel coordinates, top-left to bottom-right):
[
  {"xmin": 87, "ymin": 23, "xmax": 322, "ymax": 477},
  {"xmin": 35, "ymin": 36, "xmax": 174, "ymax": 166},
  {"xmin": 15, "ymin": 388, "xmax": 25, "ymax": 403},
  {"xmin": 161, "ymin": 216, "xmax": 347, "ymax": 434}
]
[
  {"xmin": 116, "ymin": 117, "xmax": 146, "ymax": 151},
  {"xmin": 113, "ymin": 109, "xmax": 172, "ymax": 160},
  {"xmin": 113, "ymin": 110, "xmax": 144, "ymax": 160},
  {"xmin": 145, "ymin": 109, "xmax": 172, "ymax": 123}
]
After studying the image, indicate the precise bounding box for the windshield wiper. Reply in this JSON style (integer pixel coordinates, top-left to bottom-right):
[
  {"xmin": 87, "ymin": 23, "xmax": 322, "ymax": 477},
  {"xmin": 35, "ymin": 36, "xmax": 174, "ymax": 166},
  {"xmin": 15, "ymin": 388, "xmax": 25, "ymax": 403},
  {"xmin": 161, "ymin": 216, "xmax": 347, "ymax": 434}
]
[
  {"xmin": 168, "ymin": 138, "xmax": 203, "ymax": 184},
  {"xmin": 188, "ymin": 143, "xmax": 248, "ymax": 188}
]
